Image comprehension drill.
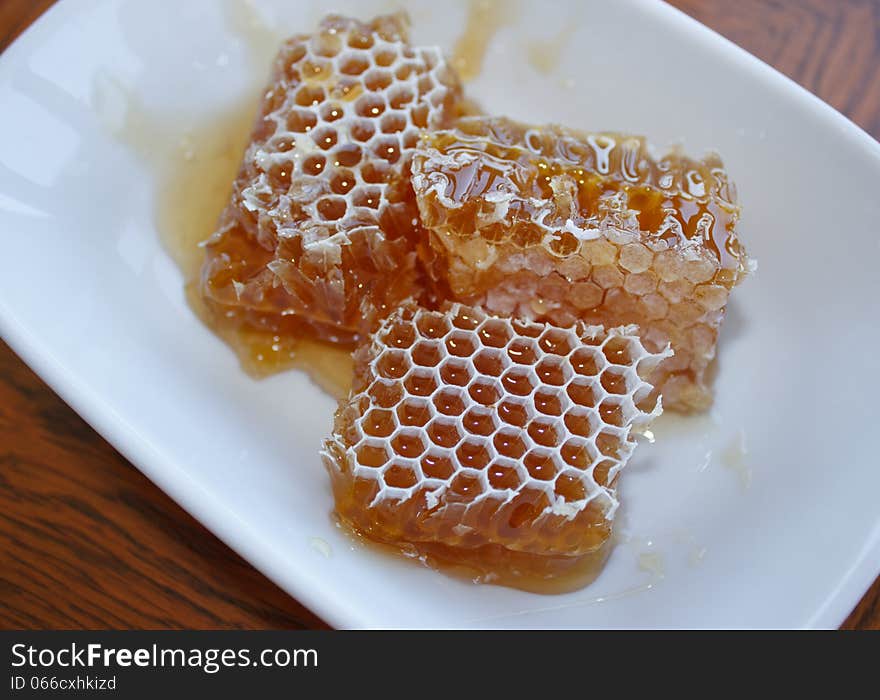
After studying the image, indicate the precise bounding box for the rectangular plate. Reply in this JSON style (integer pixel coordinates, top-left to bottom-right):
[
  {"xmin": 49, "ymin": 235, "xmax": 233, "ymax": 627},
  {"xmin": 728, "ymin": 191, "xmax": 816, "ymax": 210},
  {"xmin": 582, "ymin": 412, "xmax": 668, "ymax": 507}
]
[{"xmin": 1, "ymin": 0, "xmax": 879, "ymax": 628}]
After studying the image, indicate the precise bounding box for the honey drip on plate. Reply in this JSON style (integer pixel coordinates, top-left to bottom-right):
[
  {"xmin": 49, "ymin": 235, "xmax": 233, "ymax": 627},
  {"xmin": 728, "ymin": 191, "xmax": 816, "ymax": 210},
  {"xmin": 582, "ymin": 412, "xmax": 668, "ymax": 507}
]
[
  {"xmin": 450, "ymin": 0, "xmax": 515, "ymax": 82},
  {"xmin": 164, "ymin": 107, "xmax": 353, "ymax": 398},
  {"xmin": 109, "ymin": 85, "xmax": 354, "ymax": 399}
]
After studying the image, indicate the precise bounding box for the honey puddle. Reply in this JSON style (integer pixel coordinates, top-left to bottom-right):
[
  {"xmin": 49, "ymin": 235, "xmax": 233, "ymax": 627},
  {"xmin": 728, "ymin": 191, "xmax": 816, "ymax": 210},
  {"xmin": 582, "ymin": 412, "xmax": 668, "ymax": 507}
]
[
  {"xmin": 167, "ymin": 110, "xmax": 353, "ymax": 398},
  {"xmin": 450, "ymin": 0, "xmax": 516, "ymax": 82},
  {"xmin": 104, "ymin": 80, "xmax": 353, "ymax": 399}
]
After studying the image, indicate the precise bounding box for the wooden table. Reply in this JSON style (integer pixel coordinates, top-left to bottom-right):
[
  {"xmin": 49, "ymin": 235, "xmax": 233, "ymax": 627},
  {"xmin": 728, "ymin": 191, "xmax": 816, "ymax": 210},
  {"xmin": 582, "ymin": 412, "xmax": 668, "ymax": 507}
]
[{"xmin": 1, "ymin": 0, "xmax": 877, "ymax": 630}]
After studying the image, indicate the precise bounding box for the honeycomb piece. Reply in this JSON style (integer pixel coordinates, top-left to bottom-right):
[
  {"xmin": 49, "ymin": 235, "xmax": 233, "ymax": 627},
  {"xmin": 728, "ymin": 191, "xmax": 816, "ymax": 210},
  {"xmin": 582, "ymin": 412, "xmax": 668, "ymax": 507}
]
[
  {"xmin": 322, "ymin": 303, "xmax": 671, "ymax": 586},
  {"xmin": 411, "ymin": 116, "xmax": 754, "ymax": 411},
  {"xmin": 200, "ymin": 13, "xmax": 462, "ymax": 346}
]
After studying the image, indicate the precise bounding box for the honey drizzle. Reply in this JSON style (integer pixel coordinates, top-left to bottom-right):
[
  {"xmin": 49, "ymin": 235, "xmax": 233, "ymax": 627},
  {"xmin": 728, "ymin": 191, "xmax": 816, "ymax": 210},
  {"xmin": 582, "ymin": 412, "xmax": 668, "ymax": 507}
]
[{"xmin": 450, "ymin": 0, "xmax": 514, "ymax": 82}]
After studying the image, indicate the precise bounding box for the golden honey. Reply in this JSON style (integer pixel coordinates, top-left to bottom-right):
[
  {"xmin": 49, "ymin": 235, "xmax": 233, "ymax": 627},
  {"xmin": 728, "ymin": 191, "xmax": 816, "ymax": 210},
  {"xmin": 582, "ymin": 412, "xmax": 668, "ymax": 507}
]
[
  {"xmin": 323, "ymin": 303, "xmax": 670, "ymax": 587},
  {"xmin": 411, "ymin": 116, "xmax": 753, "ymax": 411},
  {"xmin": 199, "ymin": 13, "xmax": 463, "ymax": 344}
]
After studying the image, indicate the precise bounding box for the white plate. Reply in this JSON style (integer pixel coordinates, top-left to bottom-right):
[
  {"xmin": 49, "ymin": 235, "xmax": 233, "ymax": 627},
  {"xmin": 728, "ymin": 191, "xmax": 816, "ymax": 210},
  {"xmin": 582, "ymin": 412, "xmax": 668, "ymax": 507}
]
[{"xmin": 2, "ymin": 0, "xmax": 879, "ymax": 629}]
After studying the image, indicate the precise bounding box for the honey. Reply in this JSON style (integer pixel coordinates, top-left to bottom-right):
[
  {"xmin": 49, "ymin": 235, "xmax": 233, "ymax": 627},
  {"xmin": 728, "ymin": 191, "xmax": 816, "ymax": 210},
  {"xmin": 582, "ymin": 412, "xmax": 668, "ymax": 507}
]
[
  {"xmin": 323, "ymin": 303, "xmax": 670, "ymax": 587},
  {"xmin": 199, "ymin": 13, "xmax": 463, "ymax": 346},
  {"xmin": 150, "ymin": 83, "xmax": 353, "ymax": 396},
  {"xmin": 411, "ymin": 116, "xmax": 753, "ymax": 411},
  {"xmin": 156, "ymin": 10, "xmax": 755, "ymax": 590},
  {"xmin": 450, "ymin": 0, "xmax": 513, "ymax": 82}
]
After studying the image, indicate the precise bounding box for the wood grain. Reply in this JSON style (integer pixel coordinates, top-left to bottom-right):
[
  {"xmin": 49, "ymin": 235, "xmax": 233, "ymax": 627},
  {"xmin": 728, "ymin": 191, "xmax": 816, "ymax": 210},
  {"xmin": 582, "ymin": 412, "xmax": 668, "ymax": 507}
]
[{"xmin": 1, "ymin": 0, "xmax": 878, "ymax": 630}]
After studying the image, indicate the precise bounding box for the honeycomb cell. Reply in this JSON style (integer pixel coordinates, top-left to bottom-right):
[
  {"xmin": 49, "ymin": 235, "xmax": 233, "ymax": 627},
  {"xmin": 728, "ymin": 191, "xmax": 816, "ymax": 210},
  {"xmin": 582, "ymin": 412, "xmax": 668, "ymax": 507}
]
[
  {"xmin": 329, "ymin": 168, "xmax": 356, "ymax": 195},
  {"xmin": 296, "ymin": 84, "xmax": 326, "ymax": 106},
  {"xmin": 339, "ymin": 52, "xmax": 370, "ymax": 75},
  {"xmin": 350, "ymin": 119, "xmax": 376, "ymax": 142},
  {"xmin": 538, "ymin": 328, "xmax": 575, "ymax": 356},
  {"xmin": 455, "ymin": 441, "xmax": 492, "ymax": 470},
  {"xmin": 404, "ymin": 369, "xmax": 438, "ymax": 396},
  {"xmin": 569, "ymin": 282, "xmax": 604, "ymax": 314},
  {"xmin": 311, "ymin": 125, "xmax": 338, "ymax": 150},
  {"xmin": 200, "ymin": 12, "xmax": 463, "ymax": 354},
  {"xmin": 478, "ymin": 319, "xmax": 513, "ymax": 348},
  {"xmin": 374, "ymin": 48, "xmax": 397, "ymax": 66},
  {"xmin": 461, "ymin": 407, "xmax": 497, "ymax": 436},
  {"xmin": 497, "ymin": 399, "xmax": 529, "ymax": 428},
  {"xmin": 488, "ymin": 464, "xmax": 524, "ymax": 490},
  {"xmin": 317, "ymin": 196, "xmax": 347, "ymax": 220},
  {"xmin": 380, "ymin": 111, "xmax": 408, "ymax": 134},
  {"xmin": 570, "ymin": 347, "xmax": 601, "ymax": 376},
  {"xmin": 446, "ymin": 331, "xmax": 477, "ymax": 358},
  {"xmin": 595, "ymin": 431, "xmax": 622, "ymax": 459},
  {"xmin": 601, "ymin": 336, "xmax": 635, "ymax": 365},
  {"xmin": 535, "ymin": 357, "xmax": 571, "ymax": 387},
  {"xmin": 373, "ymin": 137, "xmax": 402, "ymax": 164},
  {"xmin": 390, "ymin": 430, "xmax": 427, "ymax": 458},
  {"xmin": 411, "ymin": 116, "xmax": 753, "ymax": 412},
  {"xmin": 567, "ymin": 379, "xmax": 598, "ymax": 407},
  {"xmin": 493, "ymin": 429, "xmax": 528, "ymax": 459},
  {"xmin": 564, "ymin": 406, "xmax": 598, "ymax": 438},
  {"xmin": 524, "ymin": 450, "xmax": 558, "ymax": 480},
  {"xmin": 367, "ymin": 379, "xmax": 403, "ymax": 408},
  {"xmin": 433, "ymin": 387, "xmax": 466, "ymax": 416},
  {"xmin": 507, "ymin": 338, "xmax": 539, "ymax": 365},
  {"xmin": 332, "ymin": 143, "xmax": 363, "ymax": 166},
  {"xmin": 421, "ymin": 452, "xmax": 455, "ymax": 480},
  {"xmin": 361, "ymin": 408, "xmax": 396, "ymax": 437},
  {"xmin": 533, "ymin": 389, "xmax": 564, "ymax": 416},
  {"xmin": 323, "ymin": 302, "xmax": 670, "ymax": 586},
  {"xmin": 302, "ymin": 153, "xmax": 326, "ymax": 175},
  {"xmin": 376, "ymin": 349, "xmax": 410, "ymax": 379},
  {"xmin": 528, "ymin": 418, "xmax": 562, "ymax": 447},
  {"xmin": 560, "ymin": 439, "xmax": 590, "ymax": 469},
  {"xmin": 500, "ymin": 367, "xmax": 535, "ymax": 396},
  {"xmin": 388, "ymin": 87, "xmax": 415, "ymax": 109},
  {"xmin": 383, "ymin": 318, "xmax": 416, "ymax": 349},
  {"xmin": 598, "ymin": 401, "xmax": 625, "ymax": 428},
  {"xmin": 411, "ymin": 340, "xmax": 443, "ymax": 367},
  {"xmin": 439, "ymin": 358, "xmax": 472, "ymax": 387},
  {"xmin": 468, "ymin": 378, "xmax": 501, "ymax": 406},
  {"xmin": 416, "ymin": 311, "xmax": 450, "ymax": 339},
  {"xmin": 448, "ymin": 472, "xmax": 485, "ymax": 503},
  {"xmin": 600, "ymin": 369, "xmax": 630, "ymax": 395},
  {"xmin": 426, "ymin": 417, "xmax": 462, "ymax": 448},
  {"xmin": 472, "ymin": 348, "xmax": 507, "ymax": 376},
  {"xmin": 619, "ymin": 242, "xmax": 652, "ymax": 273},
  {"xmin": 592, "ymin": 266, "xmax": 625, "ymax": 290},
  {"xmin": 352, "ymin": 186, "xmax": 381, "ymax": 208},
  {"xmin": 555, "ymin": 472, "xmax": 587, "ymax": 502},
  {"xmin": 356, "ymin": 442, "xmax": 390, "ymax": 468},
  {"xmin": 364, "ymin": 68, "xmax": 393, "ymax": 91},
  {"xmin": 383, "ymin": 464, "xmax": 418, "ymax": 488},
  {"xmin": 319, "ymin": 101, "xmax": 344, "ymax": 122},
  {"xmin": 397, "ymin": 398, "xmax": 431, "ymax": 427}
]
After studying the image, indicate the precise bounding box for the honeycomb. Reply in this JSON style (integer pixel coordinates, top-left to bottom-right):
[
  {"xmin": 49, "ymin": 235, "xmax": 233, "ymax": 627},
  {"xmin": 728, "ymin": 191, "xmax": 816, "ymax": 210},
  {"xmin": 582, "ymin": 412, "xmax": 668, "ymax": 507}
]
[
  {"xmin": 322, "ymin": 303, "xmax": 671, "ymax": 584},
  {"xmin": 411, "ymin": 116, "xmax": 754, "ymax": 411},
  {"xmin": 200, "ymin": 13, "xmax": 462, "ymax": 347}
]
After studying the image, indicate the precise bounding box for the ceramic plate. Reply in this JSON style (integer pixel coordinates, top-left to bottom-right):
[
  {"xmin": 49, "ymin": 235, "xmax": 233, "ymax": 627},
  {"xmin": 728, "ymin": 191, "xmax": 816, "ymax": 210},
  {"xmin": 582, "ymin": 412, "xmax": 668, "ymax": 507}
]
[{"xmin": 1, "ymin": 0, "xmax": 878, "ymax": 628}]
